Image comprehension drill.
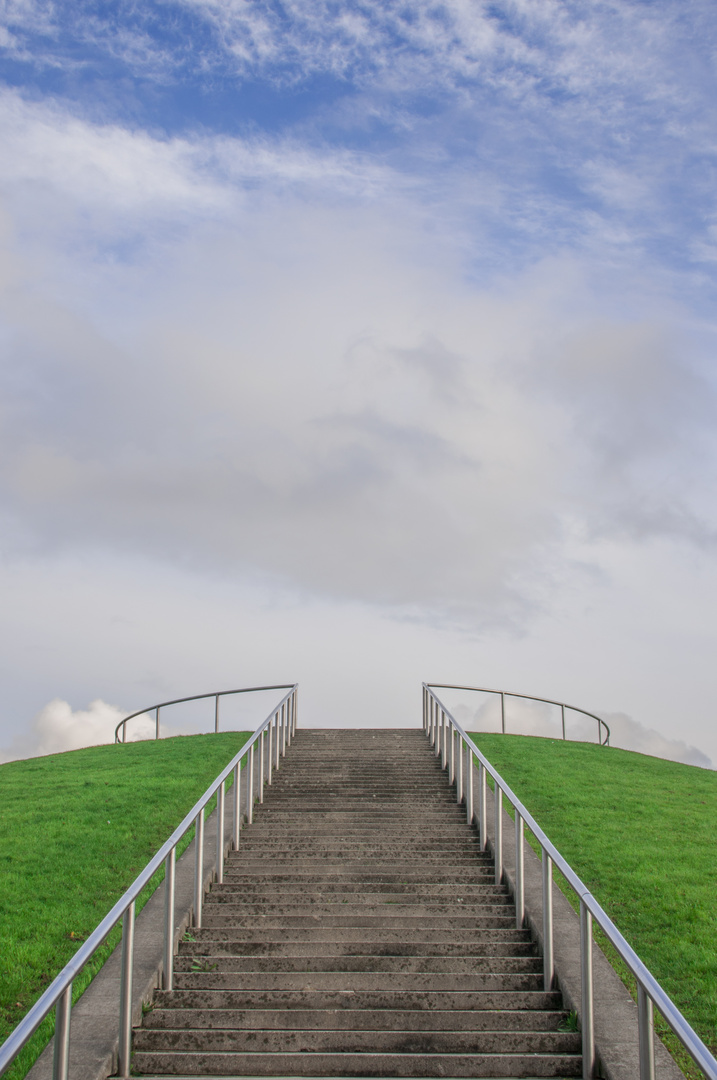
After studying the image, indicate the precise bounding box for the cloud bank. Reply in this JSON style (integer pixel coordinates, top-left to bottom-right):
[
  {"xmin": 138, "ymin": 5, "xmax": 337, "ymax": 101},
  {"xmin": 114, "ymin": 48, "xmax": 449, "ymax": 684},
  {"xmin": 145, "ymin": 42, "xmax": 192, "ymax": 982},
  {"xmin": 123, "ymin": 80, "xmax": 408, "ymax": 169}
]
[{"xmin": 0, "ymin": 699, "xmax": 156, "ymax": 762}]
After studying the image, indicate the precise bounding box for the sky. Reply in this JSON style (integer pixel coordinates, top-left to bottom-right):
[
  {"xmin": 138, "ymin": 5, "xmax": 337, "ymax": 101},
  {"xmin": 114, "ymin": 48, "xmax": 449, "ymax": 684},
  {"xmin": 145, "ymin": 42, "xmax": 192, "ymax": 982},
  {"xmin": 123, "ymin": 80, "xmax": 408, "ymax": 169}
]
[{"xmin": 1, "ymin": 0, "xmax": 717, "ymax": 767}]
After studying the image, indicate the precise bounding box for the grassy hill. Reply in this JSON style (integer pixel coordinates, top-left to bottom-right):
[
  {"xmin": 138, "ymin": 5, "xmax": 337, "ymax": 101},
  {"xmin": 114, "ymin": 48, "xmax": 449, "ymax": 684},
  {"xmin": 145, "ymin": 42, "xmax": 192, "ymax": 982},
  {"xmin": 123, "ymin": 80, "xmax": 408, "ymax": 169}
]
[
  {"xmin": 1, "ymin": 731, "xmax": 715, "ymax": 1080},
  {"xmin": 0, "ymin": 732, "xmax": 250, "ymax": 1080},
  {"xmin": 471, "ymin": 734, "xmax": 717, "ymax": 1078}
]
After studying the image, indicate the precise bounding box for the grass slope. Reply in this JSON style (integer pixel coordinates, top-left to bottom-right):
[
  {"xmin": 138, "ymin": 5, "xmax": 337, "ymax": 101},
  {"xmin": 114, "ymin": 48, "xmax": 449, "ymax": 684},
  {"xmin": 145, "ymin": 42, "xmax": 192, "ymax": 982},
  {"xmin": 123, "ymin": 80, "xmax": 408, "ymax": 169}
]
[
  {"xmin": 471, "ymin": 734, "xmax": 717, "ymax": 1076},
  {"xmin": 0, "ymin": 732, "xmax": 250, "ymax": 1080}
]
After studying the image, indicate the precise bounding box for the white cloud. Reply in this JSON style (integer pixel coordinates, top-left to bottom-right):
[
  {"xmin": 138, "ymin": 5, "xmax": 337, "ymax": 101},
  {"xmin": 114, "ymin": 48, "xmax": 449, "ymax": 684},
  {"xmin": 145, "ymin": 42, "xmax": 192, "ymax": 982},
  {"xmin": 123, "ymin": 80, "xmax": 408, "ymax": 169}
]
[{"xmin": 0, "ymin": 698, "xmax": 157, "ymax": 762}]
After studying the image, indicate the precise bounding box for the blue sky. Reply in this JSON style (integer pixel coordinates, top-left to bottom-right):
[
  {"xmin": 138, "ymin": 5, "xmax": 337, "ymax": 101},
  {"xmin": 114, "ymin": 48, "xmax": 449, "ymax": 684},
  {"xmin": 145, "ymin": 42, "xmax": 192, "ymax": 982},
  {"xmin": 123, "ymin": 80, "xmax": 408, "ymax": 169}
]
[{"xmin": 1, "ymin": 0, "xmax": 717, "ymax": 764}]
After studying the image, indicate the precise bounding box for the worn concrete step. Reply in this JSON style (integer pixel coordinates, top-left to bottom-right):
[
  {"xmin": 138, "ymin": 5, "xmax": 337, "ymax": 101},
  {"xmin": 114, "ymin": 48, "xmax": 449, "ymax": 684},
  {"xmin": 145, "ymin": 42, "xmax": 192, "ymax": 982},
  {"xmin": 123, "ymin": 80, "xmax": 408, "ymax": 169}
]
[
  {"xmin": 171, "ymin": 973, "xmax": 544, "ymax": 992},
  {"xmin": 209, "ymin": 883, "xmax": 505, "ymax": 898},
  {"xmin": 131, "ymin": 1050, "xmax": 582, "ymax": 1077},
  {"xmin": 221, "ymin": 872, "xmax": 496, "ymax": 884},
  {"xmin": 173, "ymin": 957, "xmax": 542, "ymax": 975},
  {"xmin": 153, "ymin": 989, "xmax": 565, "ymax": 1012},
  {"xmin": 142, "ymin": 1007, "xmax": 567, "ymax": 1032},
  {"xmin": 133, "ymin": 1028, "xmax": 582, "ymax": 1055},
  {"xmin": 184, "ymin": 928, "xmax": 530, "ymax": 944},
  {"xmin": 179, "ymin": 940, "xmax": 536, "ymax": 958},
  {"xmin": 201, "ymin": 903, "xmax": 514, "ymax": 917},
  {"xmin": 199, "ymin": 915, "xmax": 517, "ymax": 931}
]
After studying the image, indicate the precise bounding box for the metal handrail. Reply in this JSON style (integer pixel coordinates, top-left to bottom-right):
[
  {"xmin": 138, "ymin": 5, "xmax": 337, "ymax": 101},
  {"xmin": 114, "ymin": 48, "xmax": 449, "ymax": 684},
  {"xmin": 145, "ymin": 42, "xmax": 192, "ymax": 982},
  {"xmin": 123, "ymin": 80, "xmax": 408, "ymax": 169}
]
[
  {"xmin": 0, "ymin": 683, "xmax": 299, "ymax": 1080},
  {"xmin": 114, "ymin": 683, "xmax": 296, "ymax": 743},
  {"xmin": 428, "ymin": 682, "xmax": 611, "ymax": 746},
  {"xmin": 422, "ymin": 683, "xmax": 717, "ymax": 1080}
]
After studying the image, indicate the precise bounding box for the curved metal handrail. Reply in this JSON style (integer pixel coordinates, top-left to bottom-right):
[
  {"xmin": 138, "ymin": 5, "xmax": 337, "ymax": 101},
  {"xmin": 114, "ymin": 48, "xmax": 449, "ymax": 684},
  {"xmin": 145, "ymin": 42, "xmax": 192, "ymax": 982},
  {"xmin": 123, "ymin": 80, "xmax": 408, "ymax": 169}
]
[
  {"xmin": 114, "ymin": 684, "xmax": 296, "ymax": 744},
  {"xmin": 423, "ymin": 683, "xmax": 717, "ymax": 1080},
  {"xmin": 1, "ymin": 683, "xmax": 298, "ymax": 1080},
  {"xmin": 428, "ymin": 682, "xmax": 611, "ymax": 746}
]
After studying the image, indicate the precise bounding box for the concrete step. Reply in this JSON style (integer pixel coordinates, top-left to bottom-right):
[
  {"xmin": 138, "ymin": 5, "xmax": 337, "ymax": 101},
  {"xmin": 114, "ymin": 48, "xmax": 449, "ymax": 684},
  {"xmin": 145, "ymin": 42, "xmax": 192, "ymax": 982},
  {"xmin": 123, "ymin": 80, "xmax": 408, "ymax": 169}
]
[
  {"xmin": 171, "ymin": 973, "xmax": 545, "ymax": 992},
  {"xmin": 152, "ymin": 989, "xmax": 566, "ymax": 1011},
  {"xmin": 142, "ymin": 1007, "xmax": 567, "ymax": 1031},
  {"xmin": 131, "ymin": 1050, "xmax": 582, "ymax": 1076},
  {"xmin": 172, "ymin": 957, "xmax": 542, "ymax": 975},
  {"xmin": 179, "ymin": 941, "xmax": 536, "ymax": 958},
  {"xmin": 133, "ymin": 1028, "xmax": 582, "ymax": 1055}
]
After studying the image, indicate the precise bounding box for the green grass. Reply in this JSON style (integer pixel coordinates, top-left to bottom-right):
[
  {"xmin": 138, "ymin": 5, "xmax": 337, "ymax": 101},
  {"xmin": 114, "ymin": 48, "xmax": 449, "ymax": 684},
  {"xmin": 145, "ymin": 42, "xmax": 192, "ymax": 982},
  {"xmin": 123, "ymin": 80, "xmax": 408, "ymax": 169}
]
[
  {"xmin": 0, "ymin": 732, "xmax": 250, "ymax": 1080},
  {"xmin": 470, "ymin": 734, "xmax": 717, "ymax": 1076}
]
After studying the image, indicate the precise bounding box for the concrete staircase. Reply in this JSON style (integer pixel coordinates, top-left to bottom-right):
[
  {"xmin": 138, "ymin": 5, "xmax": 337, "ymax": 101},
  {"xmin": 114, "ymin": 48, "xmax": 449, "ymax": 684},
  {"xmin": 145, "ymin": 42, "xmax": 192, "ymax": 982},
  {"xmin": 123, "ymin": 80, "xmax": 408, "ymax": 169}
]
[{"xmin": 133, "ymin": 729, "xmax": 581, "ymax": 1077}]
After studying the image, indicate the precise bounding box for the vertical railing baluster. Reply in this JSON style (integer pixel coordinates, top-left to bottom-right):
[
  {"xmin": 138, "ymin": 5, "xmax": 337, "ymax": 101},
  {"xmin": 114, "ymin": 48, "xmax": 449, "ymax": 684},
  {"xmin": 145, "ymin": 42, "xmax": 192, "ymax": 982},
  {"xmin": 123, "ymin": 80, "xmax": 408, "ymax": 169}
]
[
  {"xmin": 259, "ymin": 731, "xmax": 265, "ymax": 804},
  {"xmin": 581, "ymin": 901, "xmax": 595, "ymax": 1079},
  {"xmin": 542, "ymin": 849, "xmax": 554, "ymax": 991},
  {"xmin": 281, "ymin": 703, "xmax": 287, "ymax": 756},
  {"xmin": 267, "ymin": 721, "xmax": 273, "ymax": 785},
  {"xmin": 457, "ymin": 736, "xmax": 464, "ymax": 803},
  {"xmin": 441, "ymin": 712, "xmax": 447, "ymax": 769},
  {"xmin": 449, "ymin": 723, "xmax": 455, "ymax": 785},
  {"xmin": 233, "ymin": 761, "xmax": 241, "ymax": 849},
  {"xmin": 194, "ymin": 810, "xmax": 205, "ymax": 927},
  {"xmin": 163, "ymin": 847, "xmax": 175, "ymax": 990},
  {"xmin": 434, "ymin": 702, "xmax": 440, "ymax": 756},
  {"xmin": 118, "ymin": 901, "xmax": 135, "ymax": 1077},
  {"xmin": 52, "ymin": 984, "xmax": 72, "ymax": 1080},
  {"xmin": 638, "ymin": 984, "xmax": 655, "ymax": 1080},
  {"xmin": 466, "ymin": 746, "xmax": 474, "ymax": 825},
  {"xmin": 274, "ymin": 713, "xmax": 280, "ymax": 770},
  {"xmin": 216, "ymin": 780, "xmax": 225, "ymax": 882},
  {"xmin": 494, "ymin": 784, "xmax": 503, "ymax": 885},
  {"xmin": 515, "ymin": 812, "xmax": 524, "ymax": 929},
  {"xmin": 247, "ymin": 745, "xmax": 254, "ymax": 824},
  {"xmin": 479, "ymin": 762, "xmax": 487, "ymax": 850}
]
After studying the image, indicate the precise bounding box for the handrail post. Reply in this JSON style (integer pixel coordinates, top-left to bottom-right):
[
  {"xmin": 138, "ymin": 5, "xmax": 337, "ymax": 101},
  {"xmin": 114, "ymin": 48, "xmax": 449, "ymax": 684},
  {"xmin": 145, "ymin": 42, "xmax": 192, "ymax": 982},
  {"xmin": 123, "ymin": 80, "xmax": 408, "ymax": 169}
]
[
  {"xmin": 267, "ymin": 721, "xmax": 273, "ymax": 785},
  {"xmin": 274, "ymin": 713, "xmax": 280, "ymax": 770},
  {"xmin": 281, "ymin": 703, "xmax": 287, "ymax": 756},
  {"xmin": 118, "ymin": 900, "xmax": 135, "ymax": 1077},
  {"xmin": 581, "ymin": 901, "xmax": 595, "ymax": 1078},
  {"xmin": 247, "ymin": 745, "xmax": 254, "ymax": 824},
  {"xmin": 500, "ymin": 692, "xmax": 506, "ymax": 734},
  {"xmin": 193, "ymin": 810, "xmax": 204, "ymax": 927},
  {"xmin": 232, "ymin": 762, "xmax": 241, "ymax": 849},
  {"xmin": 286, "ymin": 701, "xmax": 292, "ymax": 748},
  {"xmin": 441, "ymin": 712, "xmax": 447, "ymax": 769},
  {"xmin": 434, "ymin": 703, "xmax": 440, "ymax": 756},
  {"xmin": 259, "ymin": 731, "xmax": 265, "ymax": 804},
  {"xmin": 479, "ymin": 762, "xmax": 487, "ymax": 850},
  {"xmin": 214, "ymin": 694, "xmax": 219, "ymax": 733},
  {"xmin": 515, "ymin": 812, "xmax": 524, "ymax": 929},
  {"xmin": 155, "ymin": 705, "xmax": 160, "ymax": 740},
  {"xmin": 542, "ymin": 849, "xmax": 554, "ymax": 990},
  {"xmin": 466, "ymin": 746, "xmax": 474, "ymax": 825},
  {"xmin": 216, "ymin": 780, "xmax": 225, "ymax": 883},
  {"xmin": 638, "ymin": 983, "xmax": 656, "ymax": 1080},
  {"xmin": 449, "ymin": 722, "xmax": 455, "ymax": 785},
  {"xmin": 457, "ymin": 736, "xmax": 464, "ymax": 803},
  {"xmin": 494, "ymin": 784, "xmax": 503, "ymax": 884},
  {"xmin": 430, "ymin": 698, "xmax": 435, "ymax": 746},
  {"xmin": 52, "ymin": 983, "xmax": 72, "ymax": 1080},
  {"xmin": 163, "ymin": 847, "xmax": 175, "ymax": 990}
]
